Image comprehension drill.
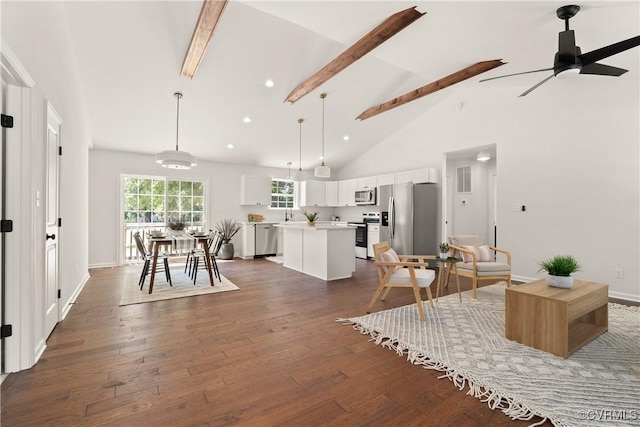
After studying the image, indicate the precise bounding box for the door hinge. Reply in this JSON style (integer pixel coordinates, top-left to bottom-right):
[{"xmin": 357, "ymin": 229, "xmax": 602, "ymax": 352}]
[
  {"xmin": 58, "ymin": 146, "xmax": 62, "ymax": 156},
  {"xmin": 1, "ymin": 219, "xmax": 13, "ymax": 233},
  {"xmin": 58, "ymin": 289, "xmax": 61, "ymax": 299},
  {"xmin": 58, "ymin": 217, "xmax": 62, "ymax": 227},
  {"xmin": 1, "ymin": 114, "xmax": 14, "ymax": 128},
  {"xmin": 0, "ymin": 324, "xmax": 13, "ymax": 339}
]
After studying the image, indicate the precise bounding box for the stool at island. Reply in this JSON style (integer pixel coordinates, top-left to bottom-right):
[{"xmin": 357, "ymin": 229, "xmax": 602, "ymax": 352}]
[{"xmin": 505, "ymin": 279, "xmax": 608, "ymax": 358}]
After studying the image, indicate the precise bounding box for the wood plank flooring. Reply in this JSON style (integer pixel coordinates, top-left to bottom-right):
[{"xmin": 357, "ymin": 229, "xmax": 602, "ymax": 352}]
[{"xmin": 1, "ymin": 258, "xmax": 551, "ymax": 426}]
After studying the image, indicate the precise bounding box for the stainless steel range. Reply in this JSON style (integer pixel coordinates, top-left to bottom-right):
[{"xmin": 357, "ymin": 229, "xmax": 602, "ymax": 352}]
[{"xmin": 348, "ymin": 212, "xmax": 380, "ymax": 259}]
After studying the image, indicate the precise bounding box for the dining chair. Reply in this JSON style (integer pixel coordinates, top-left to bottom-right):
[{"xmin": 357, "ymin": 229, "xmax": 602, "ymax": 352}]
[
  {"xmin": 133, "ymin": 232, "xmax": 172, "ymax": 290},
  {"xmin": 188, "ymin": 230, "xmax": 222, "ymax": 284},
  {"xmin": 447, "ymin": 234, "xmax": 511, "ymax": 299},
  {"xmin": 366, "ymin": 241, "xmax": 436, "ymax": 321}
]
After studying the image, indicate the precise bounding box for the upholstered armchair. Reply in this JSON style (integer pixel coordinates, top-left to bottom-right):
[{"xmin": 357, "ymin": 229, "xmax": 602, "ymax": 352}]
[
  {"xmin": 448, "ymin": 234, "xmax": 511, "ymax": 299},
  {"xmin": 367, "ymin": 241, "xmax": 436, "ymax": 321}
]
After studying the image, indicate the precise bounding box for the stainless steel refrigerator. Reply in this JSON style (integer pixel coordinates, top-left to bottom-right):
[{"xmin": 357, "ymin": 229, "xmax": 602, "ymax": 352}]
[{"xmin": 379, "ymin": 182, "xmax": 438, "ymax": 255}]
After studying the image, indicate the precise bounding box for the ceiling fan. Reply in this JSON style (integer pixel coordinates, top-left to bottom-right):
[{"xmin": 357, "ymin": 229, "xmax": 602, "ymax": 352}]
[{"xmin": 480, "ymin": 4, "xmax": 640, "ymax": 97}]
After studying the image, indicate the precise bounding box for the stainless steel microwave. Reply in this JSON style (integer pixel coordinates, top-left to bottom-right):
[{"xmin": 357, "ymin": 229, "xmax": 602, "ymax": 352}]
[{"xmin": 355, "ymin": 188, "xmax": 376, "ymax": 205}]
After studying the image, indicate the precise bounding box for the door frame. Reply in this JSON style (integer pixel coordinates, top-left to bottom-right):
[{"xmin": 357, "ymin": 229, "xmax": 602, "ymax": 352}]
[{"xmin": 1, "ymin": 43, "xmax": 40, "ymax": 373}]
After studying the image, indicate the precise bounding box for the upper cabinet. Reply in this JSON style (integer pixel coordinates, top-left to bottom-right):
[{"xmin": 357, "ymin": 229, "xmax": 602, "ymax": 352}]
[
  {"xmin": 338, "ymin": 179, "xmax": 357, "ymax": 207},
  {"xmin": 356, "ymin": 176, "xmax": 377, "ymax": 190},
  {"xmin": 240, "ymin": 175, "xmax": 272, "ymax": 206},
  {"xmin": 325, "ymin": 181, "xmax": 339, "ymax": 207},
  {"xmin": 388, "ymin": 168, "xmax": 438, "ymax": 185},
  {"xmin": 299, "ymin": 180, "xmax": 326, "ymax": 207}
]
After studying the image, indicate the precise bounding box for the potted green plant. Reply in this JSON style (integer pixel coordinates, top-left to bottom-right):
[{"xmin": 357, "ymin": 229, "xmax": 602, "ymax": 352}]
[
  {"xmin": 439, "ymin": 242, "xmax": 450, "ymax": 259},
  {"xmin": 167, "ymin": 220, "xmax": 187, "ymax": 235},
  {"xmin": 537, "ymin": 255, "xmax": 580, "ymax": 288},
  {"xmin": 215, "ymin": 218, "xmax": 241, "ymax": 260},
  {"xmin": 301, "ymin": 209, "xmax": 318, "ymax": 226}
]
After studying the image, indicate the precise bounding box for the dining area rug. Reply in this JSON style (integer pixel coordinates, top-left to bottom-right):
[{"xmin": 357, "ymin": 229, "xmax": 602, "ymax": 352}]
[
  {"xmin": 339, "ymin": 284, "xmax": 640, "ymax": 427},
  {"xmin": 120, "ymin": 266, "xmax": 239, "ymax": 306}
]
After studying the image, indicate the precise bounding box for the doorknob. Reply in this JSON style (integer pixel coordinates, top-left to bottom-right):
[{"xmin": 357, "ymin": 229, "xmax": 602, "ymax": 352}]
[{"xmin": 46, "ymin": 233, "xmax": 56, "ymax": 240}]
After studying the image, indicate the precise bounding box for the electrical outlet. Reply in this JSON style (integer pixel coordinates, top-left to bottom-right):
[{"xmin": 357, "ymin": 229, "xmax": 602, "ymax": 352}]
[{"xmin": 614, "ymin": 268, "xmax": 624, "ymax": 279}]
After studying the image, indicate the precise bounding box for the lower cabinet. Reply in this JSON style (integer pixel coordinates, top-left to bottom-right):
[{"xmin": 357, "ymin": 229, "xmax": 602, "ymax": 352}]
[
  {"xmin": 241, "ymin": 224, "xmax": 255, "ymax": 259},
  {"xmin": 367, "ymin": 224, "xmax": 380, "ymax": 258}
]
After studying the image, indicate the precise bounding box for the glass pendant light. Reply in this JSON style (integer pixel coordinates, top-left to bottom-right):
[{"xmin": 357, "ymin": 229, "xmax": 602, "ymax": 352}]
[
  {"xmin": 314, "ymin": 93, "xmax": 330, "ymax": 178},
  {"xmin": 155, "ymin": 92, "xmax": 197, "ymax": 169}
]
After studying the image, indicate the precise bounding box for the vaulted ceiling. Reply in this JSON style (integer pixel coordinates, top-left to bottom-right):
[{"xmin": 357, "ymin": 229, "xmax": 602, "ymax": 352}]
[{"xmin": 63, "ymin": 1, "xmax": 639, "ymax": 172}]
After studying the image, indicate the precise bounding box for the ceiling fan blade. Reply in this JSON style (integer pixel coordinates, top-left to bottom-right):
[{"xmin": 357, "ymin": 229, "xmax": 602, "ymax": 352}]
[
  {"xmin": 479, "ymin": 67, "xmax": 553, "ymax": 83},
  {"xmin": 578, "ymin": 35, "xmax": 640, "ymax": 66},
  {"xmin": 518, "ymin": 74, "xmax": 554, "ymax": 97},
  {"xmin": 580, "ymin": 62, "xmax": 628, "ymax": 77},
  {"xmin": 558, "ymin": 30, "xmax": 576, "ymax": 57}
]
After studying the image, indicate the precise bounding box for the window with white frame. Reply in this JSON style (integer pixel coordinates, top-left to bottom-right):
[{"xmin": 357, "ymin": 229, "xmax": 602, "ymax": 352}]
[
  {"xmin": 456, "ymin": 166, "xmax": 472, "ymax": 193},
  {"xmin": 271, "ymin": 179, "xmax": 294, "ymax": 209},
  {"xmin": 122, "ymin": 176, "xmax": 206, "ymax": 261}
]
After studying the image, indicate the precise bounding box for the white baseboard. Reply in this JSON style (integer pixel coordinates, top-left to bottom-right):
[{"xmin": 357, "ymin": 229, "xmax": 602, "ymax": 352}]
[
  {"xmin": 60, "ymin": 272, "xmax": 90, "ymax": 321},
  {"xmin": 89, "ymin": 262, "xmax": 118, "ymax": 269}
]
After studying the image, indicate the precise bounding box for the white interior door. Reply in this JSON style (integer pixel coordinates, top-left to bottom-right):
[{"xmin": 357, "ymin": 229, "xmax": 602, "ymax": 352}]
[
  {"xmin": 44, "ymin": 104, "xmax": 61, "ymax": 337},
  {"xmin": 1, "ymin": 80, "xmax": 6, "ymax": 372}
]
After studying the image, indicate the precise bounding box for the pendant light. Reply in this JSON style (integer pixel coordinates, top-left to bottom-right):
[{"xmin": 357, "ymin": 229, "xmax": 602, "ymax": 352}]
[
  {"xmin": 155, "ymin": 92, "xmax": 197, "ymax": 169},
  {"xmin": 293, "ymin": 118, "xmax": 306, "ymax": 181},
  {"xmin": 314, "ymin": 93, "xmax": 330, "ymax": 178},
  {"xmin": 286, "ymin": 161, "xmax": 293, "ymax": 180}
]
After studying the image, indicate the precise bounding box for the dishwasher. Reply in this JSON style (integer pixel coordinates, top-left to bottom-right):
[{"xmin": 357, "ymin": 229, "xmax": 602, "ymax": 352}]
[{"xmin": 255, "ymin": 223, "xmax": 278, "ymax": 256}]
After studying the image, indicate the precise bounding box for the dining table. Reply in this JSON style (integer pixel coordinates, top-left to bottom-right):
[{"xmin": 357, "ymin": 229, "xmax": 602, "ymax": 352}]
[{"xmin": 147, "ymin": 233, "xmax": 215, "ymax": 294}]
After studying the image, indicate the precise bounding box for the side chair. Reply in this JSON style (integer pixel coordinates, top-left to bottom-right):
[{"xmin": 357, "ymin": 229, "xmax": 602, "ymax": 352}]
[
  {"xmin": 133, "ymin": 231, "xmax": 172, "ymax": 291},
  {"xmin": 447, "ymin": 234, "xmax": 511, "ymax": 299},
  {"xmin": 367, "ymin": 241, "xmax": 436, "ymax": 321}
]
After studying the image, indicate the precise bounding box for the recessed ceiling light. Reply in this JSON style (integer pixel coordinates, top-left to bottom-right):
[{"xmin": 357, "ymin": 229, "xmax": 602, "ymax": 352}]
[
  {"xmin": 227, "ymin": 144, "xmax": 234, "ymax": 149},
  {"xmin": 343, "ymin": 135, "xmax": 350, "ymax": 141},
  {"xmin": 243, "ymin": 117, "xmax": 251, "ymax": 123},
  {"xmin": 265, "ymin": 79, "xmax": 275, "ymax": 88}
]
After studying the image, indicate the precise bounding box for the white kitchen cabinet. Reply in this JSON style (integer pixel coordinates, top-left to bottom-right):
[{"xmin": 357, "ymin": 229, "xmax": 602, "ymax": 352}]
[
  {"xmin": 394, "ymin": 171, "xmax": 412, "ymax": 184},
  {"xmin": 325, "ymin": 181, "xmax": 339, "ymax": 207},
  {"xmin": 276, "ymin": 224, "xmax": 284, "ymax": 256},
  {"xmin": 377, "ymin": 174, "xmax": 395, "ymax": 187},
  {"xmin": 241, "ymin": 223, "xmax": 256, "ymax": 259},
  {"xmin": 411, "ymin": 168, "xmax": 439, "ymax": 184},
  {"xmin": 299, "ymin": 180, "xmax": 326, "ymax": 207},
  {"xmin": 367, "ymin": 224, "xmax": 380, "ymax": 258},
  {"xmin": 356, "ymin": 176, "xmax": 377, "ymax": 190},
  {"xmin": 240, "ymin": 175, "xmax": 272, "ymax": 206},
  {"xmin": 338, "ymin": 179, "xmax": 356, "ymax": 206}
]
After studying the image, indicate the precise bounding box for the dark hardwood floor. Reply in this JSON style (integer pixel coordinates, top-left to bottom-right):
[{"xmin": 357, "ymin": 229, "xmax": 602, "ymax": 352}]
[{"xmin": 1, "ymin": 258, "xmax": 551, "ymax": 426}]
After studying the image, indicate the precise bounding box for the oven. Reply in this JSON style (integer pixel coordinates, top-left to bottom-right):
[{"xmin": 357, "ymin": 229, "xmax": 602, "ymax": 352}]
[{"xmin": 348, "ymin": 222, "xmax": 367, "ymax": 259}]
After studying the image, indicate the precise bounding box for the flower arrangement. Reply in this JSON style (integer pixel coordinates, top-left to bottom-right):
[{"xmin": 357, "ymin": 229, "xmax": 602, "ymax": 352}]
[
  {"xmin": 167, "ymin": 220, "xmax": 186, "ymax": 231},
  {"xmin": 301, "ymin": 209, "xmax": 318, "ymax": 223}
]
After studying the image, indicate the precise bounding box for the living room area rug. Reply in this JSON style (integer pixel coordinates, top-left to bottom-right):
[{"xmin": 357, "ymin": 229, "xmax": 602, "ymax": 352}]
[
  {"xmin": 120, "ymin": 266, "xmax": 239, "ymax": 306},
  {"xmin": 340, "ymin": 284, "xmax": 640, "ymax": 427}
]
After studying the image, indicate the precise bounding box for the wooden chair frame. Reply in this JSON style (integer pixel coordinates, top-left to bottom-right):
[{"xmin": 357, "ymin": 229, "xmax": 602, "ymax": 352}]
[
  {"xmin": 133, "ymin": 232, "xmax": 172, "ymax": 290},
  {"xmin": 447, "ymin": 244, "xmax": 511, "ymax": 299},
  {"xmin": 367, "ymin": 241, "xmax": 436, "ymax": 321}
]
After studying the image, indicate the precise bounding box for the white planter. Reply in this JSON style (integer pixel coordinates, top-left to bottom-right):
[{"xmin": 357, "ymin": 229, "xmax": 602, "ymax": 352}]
[
  {"xmin": 439, "ymin": 253, "xmax": 450, "ymax": 259},
  {"xmin": 547, "ymin": 275, "xmax": 574, "ymax": 288}
]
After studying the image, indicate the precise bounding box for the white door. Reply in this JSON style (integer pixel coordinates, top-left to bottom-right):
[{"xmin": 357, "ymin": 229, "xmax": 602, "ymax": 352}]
[
  {"xmin": 1, "ymin": 80, "xmax": 6, "ymax": 371},
  {"xmin": 44, "ymin": 104, "xmax": 61, "ymax": 337}
]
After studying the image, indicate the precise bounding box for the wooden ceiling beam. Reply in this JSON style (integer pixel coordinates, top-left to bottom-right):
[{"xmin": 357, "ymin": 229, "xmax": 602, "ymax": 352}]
[
  {"xmin": 284, "ymin": 6, "xmax": 425, "ymax": 104},
  {"xmin": 356, "ymin": 60, "xmax": 507, "ymax": 120},
  {"xmin": 180, "ymin": 0, "xmax": 228, "ymax": 79}
]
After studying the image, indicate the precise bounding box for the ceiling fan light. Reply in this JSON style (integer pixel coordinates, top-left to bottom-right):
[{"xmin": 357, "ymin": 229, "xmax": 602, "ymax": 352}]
[
  {"xmin": 155, "ymin": 150, "xmax": 197, "ymax": 169},
  {"xmin": 556, "ymin": 66, "xmax": 581, "ymax": 79},
  {"xmin": 314, "ymin": 163, "xmax": 331, "ymax": 178}
]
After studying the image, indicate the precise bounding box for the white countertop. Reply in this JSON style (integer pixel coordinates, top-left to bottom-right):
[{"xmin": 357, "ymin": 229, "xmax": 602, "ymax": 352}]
[{"xmin": 275, "ymin": 223, "xmax": 354, "ymax": 230}]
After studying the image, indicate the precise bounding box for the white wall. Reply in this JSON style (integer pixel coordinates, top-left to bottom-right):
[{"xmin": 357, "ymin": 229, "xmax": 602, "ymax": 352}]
[
  {"xmin": 89, "ymin": 149, "xmax": 335, "ymax": 266},
  {"xmin": 336, "ymin": 82, "xmax": 640, "ymax": 302},
  {"xmin": 2, "ymin": 1, "xmax": 91, "ymax": 370}
]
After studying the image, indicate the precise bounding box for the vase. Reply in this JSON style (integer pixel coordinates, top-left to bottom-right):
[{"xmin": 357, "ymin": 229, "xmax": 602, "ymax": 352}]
[
  {"xmin": 307, "ymin": 221, "xmax": 316, "ymax": 226},
  {"xmin": 219, "ymin": 242, "xmax": 234, "ymax": 260},
  {"xmin": 439, "ymin": 252, "xmax": 449, "ymax": 259},
  {"xmin": 547, "ymin": 275, "xmax": 573, "ymax": 288}
]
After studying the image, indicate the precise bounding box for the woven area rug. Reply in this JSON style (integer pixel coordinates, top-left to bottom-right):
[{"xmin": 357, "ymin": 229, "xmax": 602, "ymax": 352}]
[
  {"xmin": 120, "ymin": 266, "xmax": 239, "ymax": 306},
  {"xmin": 340, "ymin": 284, "xmax": 640, "ymax": 427}
]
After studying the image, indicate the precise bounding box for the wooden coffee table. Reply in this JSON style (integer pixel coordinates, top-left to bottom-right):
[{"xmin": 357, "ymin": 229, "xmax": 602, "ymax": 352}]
[{"xmin": 505, "ymin": 279, "xmax": 608, "ymax": 358}]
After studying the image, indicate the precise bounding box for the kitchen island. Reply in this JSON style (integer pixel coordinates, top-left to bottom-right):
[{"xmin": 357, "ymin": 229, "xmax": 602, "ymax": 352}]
[{"xmin": 277, "ymin": 223, "xmax": 355, "ymax": 281}]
